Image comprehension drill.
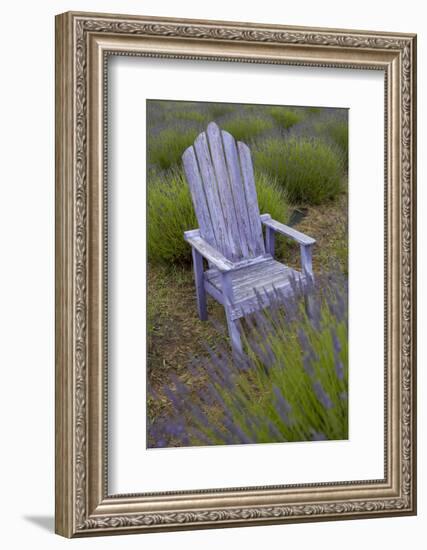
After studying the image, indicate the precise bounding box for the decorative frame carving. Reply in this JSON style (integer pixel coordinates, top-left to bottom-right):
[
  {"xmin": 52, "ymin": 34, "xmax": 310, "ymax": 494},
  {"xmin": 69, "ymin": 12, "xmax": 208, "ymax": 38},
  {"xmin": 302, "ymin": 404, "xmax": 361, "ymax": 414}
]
[{"xmin": 55, "ymin": 11, "xmax": 417, "ymax": 537}]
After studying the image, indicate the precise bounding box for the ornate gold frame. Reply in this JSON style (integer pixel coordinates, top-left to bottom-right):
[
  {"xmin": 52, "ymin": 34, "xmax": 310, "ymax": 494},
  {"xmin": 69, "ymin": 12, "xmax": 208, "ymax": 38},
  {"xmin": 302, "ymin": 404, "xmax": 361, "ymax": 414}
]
[{"xmin": 55, "ymin": 11, "xmax": 417, "ymax": 537}]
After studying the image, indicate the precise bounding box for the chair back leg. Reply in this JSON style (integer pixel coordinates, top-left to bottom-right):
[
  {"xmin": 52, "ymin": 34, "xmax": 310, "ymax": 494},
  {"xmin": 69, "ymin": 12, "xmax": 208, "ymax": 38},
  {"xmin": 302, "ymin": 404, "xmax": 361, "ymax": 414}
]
[{"xmin": 192, "ymin": 248, "xmax": 208, "ymax": 321}]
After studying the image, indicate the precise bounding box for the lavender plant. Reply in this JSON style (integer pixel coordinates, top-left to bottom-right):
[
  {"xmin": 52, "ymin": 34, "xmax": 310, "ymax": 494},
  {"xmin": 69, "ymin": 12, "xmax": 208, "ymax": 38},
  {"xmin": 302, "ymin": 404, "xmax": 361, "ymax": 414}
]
[
  {"xmin": 316, "ymin": 118, "xmax": 349, "ymax": 160},
  {"xmin": 208, "ymin": 103, "xmax": 236, "ymax": 120},
  {"xmin": 147, "ymin": 127, "xmax": 200, "ymax": 170},
  {"xmin": 221, "ymin": 116, "xmax": 274, "ymax": 143},
  {"xmin": 269, "ymin": 107, "xmax": 305, "ymax": 130},
  {"xmin": 148, "ymin": 271, "xmax": 348, "ymax": 447},
  {"xmin": 306, "ymin": 106, "xmax": 322, "ymax": 115},
  {"xmin": 253, "ymin": 136, "xmax": 344, "ymax": 204}
]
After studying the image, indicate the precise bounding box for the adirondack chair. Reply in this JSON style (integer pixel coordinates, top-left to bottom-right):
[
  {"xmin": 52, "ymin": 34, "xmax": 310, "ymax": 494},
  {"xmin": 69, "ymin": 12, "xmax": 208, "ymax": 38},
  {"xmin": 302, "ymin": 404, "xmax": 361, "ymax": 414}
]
[{"xmin": 182, "ymin": 122, "xmax": 315, "ymax": 355}]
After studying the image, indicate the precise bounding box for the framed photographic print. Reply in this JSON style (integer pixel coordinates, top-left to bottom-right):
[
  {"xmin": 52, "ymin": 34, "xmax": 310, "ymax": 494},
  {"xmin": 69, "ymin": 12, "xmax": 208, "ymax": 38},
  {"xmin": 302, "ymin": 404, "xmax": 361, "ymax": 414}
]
[{"xmin": 55, "ymin": 11, "xmax": 417, "ymax": 537}]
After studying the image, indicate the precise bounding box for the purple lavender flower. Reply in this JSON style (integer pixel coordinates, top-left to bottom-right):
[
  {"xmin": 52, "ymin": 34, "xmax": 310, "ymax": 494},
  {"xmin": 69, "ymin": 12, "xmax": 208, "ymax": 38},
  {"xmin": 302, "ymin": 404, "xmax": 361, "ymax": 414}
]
[
  {"xmin": 189, "ymin": 428, "xmax": 210, "ymax": 445},
  {"xmin": 268, "ymin": 421, "xmax": 285, "ymax": 441},
  {"xmin": 211, "ymin": 424, "xmax": 234, "ymax": 444},
  {"xmin": 298, "ymin": 327, "xmax": 311, "ymax": 352},
  {"xmin": 335, "ymin": 359, "xmax": 345, "ymax": 381},
  {"xmin": 240, "ymin": 415, "xmax": 263, "ymax": 441},
  {"xmin": 165, "ymin": 418, "xmax": 187, "ymax": 441},
  {"xmin": 223, "ymin": 417, "xmax": 252, "ymax": 444},
  {"xmin": 333, "ymin": 291, "xmax": 347, "ymax": 322},
  {"xmin": 188, "ymin": 403, "xmax": 211, "ymax": 429},
  {"xmin": 330, "ymin": 328, "xmax": 345, "ymax": 380},
  {"xmin": 247, "ymin": 337, "xmax": 276, "ymax": 372},
  {"xmin": 170, "ymin": 373, "xmax": 190, "ymax": 397},
  {"xmin": 163, "ymin": 385, "xmax": 182, "ymax": 412},
  {"xmin": 205, "ymin": 364, "xmax": 223, "ymax": 388},
  {"xmin": 306, "ymin": 296, "xmax": 322, "ymax": 331},
  {"xmin": 312, "ymin": 381, "xmax": 333, "ymax": 409},
  {"xmin": 206, "ymin": 382, "xmax": 228, "ymax": 410},
  {"xmin": 249, "ymin": 307, "xmax": 271, "ymax": 338},
  {"xmin": 298, "ymin": 326, "xmax": 319, "ymax": 377},
  {"xmin": 331, "ymin": 328, "xmax": 341, "ymax": 354},
  {"xmin": 311, "ymin": 430, "xmax": 327, "ymax": 441},
  {"xmin": 273, "ymin": 385, "xmax": 292, "ymax": 426},
  {"xmin": 303, "ymin": 354, "xmax": 315, "ymax": 377}
]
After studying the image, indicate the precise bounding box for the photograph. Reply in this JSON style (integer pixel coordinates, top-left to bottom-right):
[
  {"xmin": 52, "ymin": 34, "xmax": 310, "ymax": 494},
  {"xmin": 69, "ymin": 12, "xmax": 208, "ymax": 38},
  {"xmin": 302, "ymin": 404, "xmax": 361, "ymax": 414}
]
[
  {"xmin": 146, "ymin": 99, "xmax": 349, "ymax": 448},
  {"xmin": 53, "ymin": 9, "xmax": 416, "ymax": 538}
]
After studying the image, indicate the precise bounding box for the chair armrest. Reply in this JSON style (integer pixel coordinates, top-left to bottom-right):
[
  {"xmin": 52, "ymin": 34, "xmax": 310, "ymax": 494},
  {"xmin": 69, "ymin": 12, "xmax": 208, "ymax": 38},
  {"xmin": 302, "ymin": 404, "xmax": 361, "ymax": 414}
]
[
  {"xmin": 184, "ymin": 230, "xmax": 234, "ymax": 272},
  {"xmin": 260, "ymin": 214, "xmax": 315, "ymax": 246}
]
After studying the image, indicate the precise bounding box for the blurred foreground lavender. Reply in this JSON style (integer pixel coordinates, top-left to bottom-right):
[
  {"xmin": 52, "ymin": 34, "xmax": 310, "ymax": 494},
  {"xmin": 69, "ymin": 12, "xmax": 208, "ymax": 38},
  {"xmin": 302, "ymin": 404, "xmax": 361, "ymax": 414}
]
[{"xmin": 148, "ymin": 271, "xmax": 348, "ymax": 447}]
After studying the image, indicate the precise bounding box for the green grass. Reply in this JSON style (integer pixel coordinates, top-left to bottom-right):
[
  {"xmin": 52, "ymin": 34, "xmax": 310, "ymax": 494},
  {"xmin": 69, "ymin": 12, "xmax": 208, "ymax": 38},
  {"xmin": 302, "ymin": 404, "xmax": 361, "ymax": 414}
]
[
  {"xmin": 221, "ymin": 117, "xmax": 273, "ymax": 143},
  {"xmin": 147, "ymin": 169, "xmax": 289, "ymax": 265},
  {"xmin": 146, "ymin": 263, "xmax": 224, "ymax": 387},
  {"xmin": 269, "ymin": 107, "xmax": 304, "ymax": 129},
  {"xmin": 147, "ymin": 128, "xmax": 199, "ymax": 170},
  {"xmin": 254, "ymin": 137, "xmax": 344, "ymax": 204}
]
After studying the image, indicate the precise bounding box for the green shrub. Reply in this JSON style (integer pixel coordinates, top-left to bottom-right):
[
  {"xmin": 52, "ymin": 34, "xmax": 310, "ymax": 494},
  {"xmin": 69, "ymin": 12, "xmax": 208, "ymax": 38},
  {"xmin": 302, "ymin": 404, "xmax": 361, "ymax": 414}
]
[
  {"xmin": 148, "ymin": 128, "xmax": 199, "ymax": 170},
  {"xmin": 317, "ymin": 119, "xmax": 348, "ymax": 160},
  {"xmin": 254, "ymin": 137, "xmax": 344, "ymax": 204},
  {"xmin": 269, "ymin": 107, "xmax": 304, "ymax": 129},
  {"xmin": 306, "ymin": 106, "xmax": 322, "ymax": 115},
  {"xmin": 256, "ymin": 171, "xmax": 289, "ymax": 224},
  {"xmin": 221, "ymin": 117, "xmax": 273, "ymax": 143},
  {"xmin": 165, "ymin": 110, "xmax": 207, "ymax": 124},
  {"xmin": 256, "ymin": 172, "xmax": 290, "ymax": 260},
  {"xmin": 147, "ymin": 170, "xmax": 197, "ymax": 264},
  {"xmin": 147, "ymin": 170, "xmax": 289, "ymax": 265},
  {"xmin": 208, "ymin": 103, "xmax": 235, "ymax": 119}
]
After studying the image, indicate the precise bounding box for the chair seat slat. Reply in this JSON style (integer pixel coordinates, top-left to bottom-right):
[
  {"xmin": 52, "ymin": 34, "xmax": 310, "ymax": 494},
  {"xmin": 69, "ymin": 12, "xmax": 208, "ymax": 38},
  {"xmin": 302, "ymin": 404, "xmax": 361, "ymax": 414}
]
[{"xmin": 205, "ymin": 259, "xmax": 305, "ymax": 319}]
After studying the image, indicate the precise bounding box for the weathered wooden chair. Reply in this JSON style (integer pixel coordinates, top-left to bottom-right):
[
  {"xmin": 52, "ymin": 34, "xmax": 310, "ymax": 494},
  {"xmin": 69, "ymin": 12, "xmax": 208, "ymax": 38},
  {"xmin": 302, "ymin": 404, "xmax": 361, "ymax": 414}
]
[{"xmin": 182, "ymin": 122, "xmax": 315, "ymax": 354}]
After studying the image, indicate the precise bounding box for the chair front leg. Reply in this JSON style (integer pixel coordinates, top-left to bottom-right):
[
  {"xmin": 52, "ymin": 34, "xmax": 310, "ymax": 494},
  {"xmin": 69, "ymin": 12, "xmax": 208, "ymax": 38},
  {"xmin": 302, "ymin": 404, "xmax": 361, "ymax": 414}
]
[
  {"xmin": 300, "ymin": 243, "xmax": 315, "ymax": 319},
  {"xmin": 192, "ymin": 247, "xmax": 208, "ymax": 321},
  {"xmin": 221, "ymin": 271, "xmax": 242, "ymax": 355},
  {"xmin": 300, "ymin": 243, "xmax": 314, "ymax": 281}
]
